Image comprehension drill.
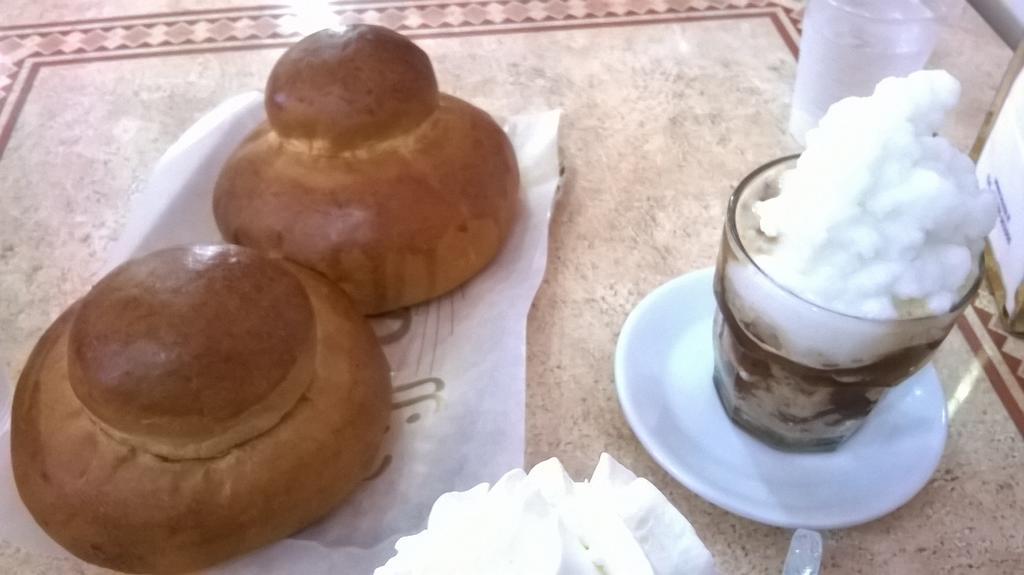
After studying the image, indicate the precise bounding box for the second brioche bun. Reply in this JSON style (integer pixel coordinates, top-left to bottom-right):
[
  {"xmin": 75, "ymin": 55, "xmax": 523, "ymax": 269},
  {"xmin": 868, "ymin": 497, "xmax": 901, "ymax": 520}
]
[
  {"xmin": 12, "ymin": 245, "xmax": 391, "ymax": 574},
  {"xmin": 213, "ymin": 26, "xmax": 520, "ymax": 314}
]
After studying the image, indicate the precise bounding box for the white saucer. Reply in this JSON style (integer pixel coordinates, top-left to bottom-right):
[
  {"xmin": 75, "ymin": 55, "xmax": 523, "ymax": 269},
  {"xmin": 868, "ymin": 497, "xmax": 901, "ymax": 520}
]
[{"xmin": 614, "ymin": 268, "xmax": 947, "ymax": 530}]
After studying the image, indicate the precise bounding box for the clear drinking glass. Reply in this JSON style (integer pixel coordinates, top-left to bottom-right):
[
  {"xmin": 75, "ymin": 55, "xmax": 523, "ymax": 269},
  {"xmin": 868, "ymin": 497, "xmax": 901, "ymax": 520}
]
[
  {"xmin": 712, "ymin": 156, "xmax": 979, "ymax": 451},
  {"xmin": 789, "ymin": 0, "xmax": 959, "ymax": 144}
]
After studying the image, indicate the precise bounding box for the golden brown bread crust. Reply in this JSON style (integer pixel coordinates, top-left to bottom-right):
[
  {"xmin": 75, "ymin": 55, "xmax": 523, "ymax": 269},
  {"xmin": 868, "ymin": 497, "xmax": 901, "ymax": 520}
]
[
  {"xmin": 11, "ymin": 245, "xmax": 391, "ymax": 574},
  {"xmin": 214, "ymin": 26, "xmax": 519, "ymax": 314},
  {"xmin": 67, "ymin": 246, "xmax": 317, "ymax": 459},
  {"xmin": 265, "ymin": 27, "xmax": 438, "ymax": 149}
]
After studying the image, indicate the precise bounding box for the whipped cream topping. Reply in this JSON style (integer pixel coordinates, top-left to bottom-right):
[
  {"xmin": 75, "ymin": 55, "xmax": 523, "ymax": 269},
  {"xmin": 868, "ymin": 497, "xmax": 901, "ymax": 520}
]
[
  {"xmin": 753, "ymin": 70, "xmax": 998, "ymax": 319},
  {"xmin": 375, "ymin": 454, "xmax": 716, "ymax": 575}
]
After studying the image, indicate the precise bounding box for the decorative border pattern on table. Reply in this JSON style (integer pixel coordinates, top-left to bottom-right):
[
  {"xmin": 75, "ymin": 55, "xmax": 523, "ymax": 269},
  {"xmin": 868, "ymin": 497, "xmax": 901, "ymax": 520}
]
[
  {"xmin": 1, "ymin": 0, "xmax": 1021, "ymax": 436},
  {"xmin": 0, "ymin": 0, "xmax": 801, "ymax": 157}
]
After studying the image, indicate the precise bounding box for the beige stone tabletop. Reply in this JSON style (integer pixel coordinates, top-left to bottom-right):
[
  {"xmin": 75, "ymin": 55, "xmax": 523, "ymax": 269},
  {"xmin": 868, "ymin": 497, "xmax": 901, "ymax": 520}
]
[{"xmin": 1, "ymin": 0, "xmax": 1023, "ymax": 573}]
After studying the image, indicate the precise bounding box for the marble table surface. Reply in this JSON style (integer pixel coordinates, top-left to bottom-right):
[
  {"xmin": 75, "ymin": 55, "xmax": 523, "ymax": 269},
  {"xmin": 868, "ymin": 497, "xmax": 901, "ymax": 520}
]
[{"xmin": 1, "ymin": 0, "xmax": 1022, "ymax": 573}]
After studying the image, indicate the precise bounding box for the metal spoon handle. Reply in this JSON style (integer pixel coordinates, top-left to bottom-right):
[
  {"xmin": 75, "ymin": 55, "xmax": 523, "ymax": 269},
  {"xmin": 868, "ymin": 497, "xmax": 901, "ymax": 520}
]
[{"xmin": 782, "ymin": 529, "xmax": 822, "ymax": 575}]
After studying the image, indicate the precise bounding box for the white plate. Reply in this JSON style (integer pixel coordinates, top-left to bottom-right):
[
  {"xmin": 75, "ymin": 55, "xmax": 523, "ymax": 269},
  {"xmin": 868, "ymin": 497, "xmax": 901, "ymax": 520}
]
[{"xmin": 614, "ymin": 267, "xmax": 948, "ymax": 530}]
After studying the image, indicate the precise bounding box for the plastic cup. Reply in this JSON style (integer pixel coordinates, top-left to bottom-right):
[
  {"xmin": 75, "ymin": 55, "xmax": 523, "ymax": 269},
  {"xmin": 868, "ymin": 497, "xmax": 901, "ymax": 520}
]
[{"xmin": 789, "ymin": 0, "xmax": 958, "ymax": 144}]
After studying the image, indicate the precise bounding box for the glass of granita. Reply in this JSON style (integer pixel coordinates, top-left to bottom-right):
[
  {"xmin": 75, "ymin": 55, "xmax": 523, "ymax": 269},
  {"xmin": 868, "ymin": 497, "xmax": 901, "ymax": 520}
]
[{"xmin": 712, "ymin": 70, "xmax": 997, "ymax": 451}]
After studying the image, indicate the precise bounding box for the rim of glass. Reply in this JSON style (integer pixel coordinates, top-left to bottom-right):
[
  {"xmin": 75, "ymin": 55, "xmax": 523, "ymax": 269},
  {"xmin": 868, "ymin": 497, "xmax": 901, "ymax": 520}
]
[
  {"xmin": 821, "ymin": 0, "xmax": 952, "ymax": 22},
  {"xmin": 726, "ymin": 154, "xmax": 983, "ymax": 324}
]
